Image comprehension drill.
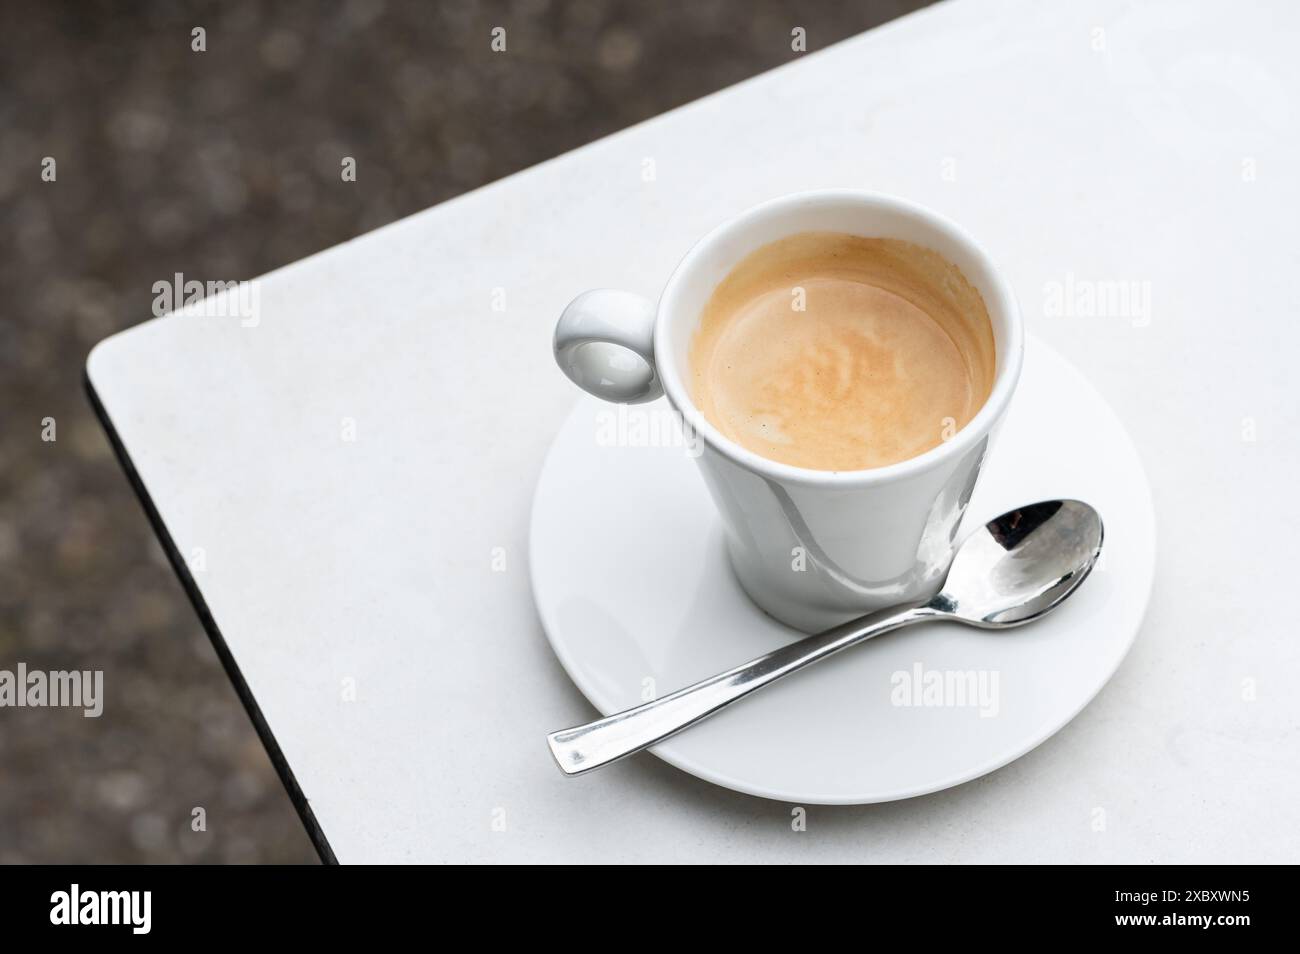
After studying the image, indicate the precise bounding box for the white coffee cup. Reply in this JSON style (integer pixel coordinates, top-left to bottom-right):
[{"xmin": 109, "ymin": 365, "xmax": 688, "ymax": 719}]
[{"xmin": 554, "ymin": 190, "xmax": 1023, "ymax": 632}]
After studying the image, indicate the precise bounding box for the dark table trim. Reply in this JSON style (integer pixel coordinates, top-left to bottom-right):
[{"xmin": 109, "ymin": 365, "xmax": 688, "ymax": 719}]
[{"xmin": 85, "ymin": 362, "xmax": 338, "ymax": 865}]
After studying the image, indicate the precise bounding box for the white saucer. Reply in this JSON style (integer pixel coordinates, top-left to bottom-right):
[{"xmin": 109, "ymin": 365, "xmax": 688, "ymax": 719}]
[{"xmin": 529, "ymin": 335, "xmax": 1155, "ymax": 804}]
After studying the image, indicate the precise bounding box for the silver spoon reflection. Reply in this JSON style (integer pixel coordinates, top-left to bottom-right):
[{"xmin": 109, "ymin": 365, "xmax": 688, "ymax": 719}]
[{"xmin": 547, "ymin": 500, "xmax": 1103, "ymax": 776}]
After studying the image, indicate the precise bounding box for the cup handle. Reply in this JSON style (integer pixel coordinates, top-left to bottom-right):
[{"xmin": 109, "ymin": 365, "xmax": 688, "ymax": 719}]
[{"xmin": 554, "ymin": 289, "xmax": 663, "ymax": 404}]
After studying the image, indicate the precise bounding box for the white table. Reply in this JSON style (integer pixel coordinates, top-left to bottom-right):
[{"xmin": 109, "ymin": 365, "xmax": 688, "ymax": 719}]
[{"xmin": 88, "ymin": 0, "xmax": 1300, "ymax": 863}]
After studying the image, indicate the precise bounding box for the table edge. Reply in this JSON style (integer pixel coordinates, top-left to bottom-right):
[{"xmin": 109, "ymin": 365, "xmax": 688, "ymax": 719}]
[{"xmin": 83, "ymin": 363, "xmax": 338, "ymax": 865}]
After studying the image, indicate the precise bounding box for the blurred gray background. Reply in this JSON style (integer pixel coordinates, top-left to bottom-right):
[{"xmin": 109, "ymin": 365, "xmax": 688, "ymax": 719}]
[{"xmin": 0, "ymin": 0, "xmax": 929, "ymax": 862}]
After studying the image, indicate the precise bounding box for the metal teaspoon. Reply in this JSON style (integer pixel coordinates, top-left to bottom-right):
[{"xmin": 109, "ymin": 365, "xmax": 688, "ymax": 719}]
[{"xmin": 547, "ymin": 500, "xmax": 1104, "ymax": 776}]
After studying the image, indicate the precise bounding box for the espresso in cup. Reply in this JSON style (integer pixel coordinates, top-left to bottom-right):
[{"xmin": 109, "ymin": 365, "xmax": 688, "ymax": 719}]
[
  {"xmin": 689, "ymin": 232, "xmax": 996, "ymax": 471},
  {"xmin": 555, "ymin": 192, "xmax": 1022, "ymax": 630}
]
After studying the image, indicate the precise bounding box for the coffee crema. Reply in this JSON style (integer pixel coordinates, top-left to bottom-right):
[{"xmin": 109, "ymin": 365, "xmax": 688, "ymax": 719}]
[{"xmin": 689, "ymin": 232, "xmax": 995, "ymax": 472}]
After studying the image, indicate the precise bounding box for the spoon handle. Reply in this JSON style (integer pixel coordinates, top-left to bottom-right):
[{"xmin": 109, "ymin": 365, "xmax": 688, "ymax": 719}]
[{"xmin": 546, "ymin": 603, "xmax": 933, "ymax": 776}]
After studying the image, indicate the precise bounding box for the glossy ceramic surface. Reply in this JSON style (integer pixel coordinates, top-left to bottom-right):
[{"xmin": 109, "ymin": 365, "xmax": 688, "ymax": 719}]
[
  {"xmin": 555, "ymin": 191, "xmax": 1024, "ymax": 631},
  {"xmin": 530, "ymin": 335, "xmax": 1154, "ymax": 804}
]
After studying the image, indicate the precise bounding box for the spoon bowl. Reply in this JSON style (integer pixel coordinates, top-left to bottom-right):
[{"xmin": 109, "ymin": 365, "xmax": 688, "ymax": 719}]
[{"xmin": 932, "ymin": 499, "xmax": 1104, "ymax": 627}]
